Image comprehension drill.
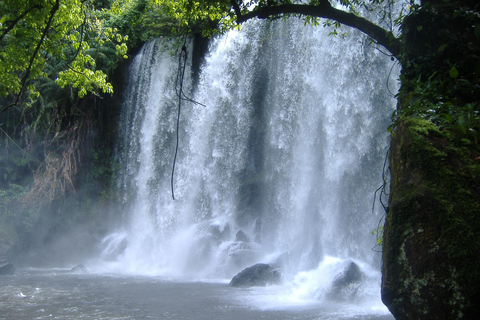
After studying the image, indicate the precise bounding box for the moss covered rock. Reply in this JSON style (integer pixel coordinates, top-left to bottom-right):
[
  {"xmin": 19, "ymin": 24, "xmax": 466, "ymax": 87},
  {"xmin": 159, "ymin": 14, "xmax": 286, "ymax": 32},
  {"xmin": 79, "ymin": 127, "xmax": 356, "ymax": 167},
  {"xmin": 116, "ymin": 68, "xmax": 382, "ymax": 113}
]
[{"xmin": 382, "ymin": 118, "xmax": 480, "ymax": 319}]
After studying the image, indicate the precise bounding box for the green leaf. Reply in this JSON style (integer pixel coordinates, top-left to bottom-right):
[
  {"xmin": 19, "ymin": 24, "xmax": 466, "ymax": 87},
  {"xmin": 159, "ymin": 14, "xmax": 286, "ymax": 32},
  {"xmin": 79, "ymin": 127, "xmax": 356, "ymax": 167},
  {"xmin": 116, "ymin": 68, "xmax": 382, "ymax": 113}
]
[
  {"xmin": 449, "ymin": 66, "xmax": 459, "ymax": 78},
  {"xmin": 438, "ymin": 44, "xmax": 448, "ymax": 52}
]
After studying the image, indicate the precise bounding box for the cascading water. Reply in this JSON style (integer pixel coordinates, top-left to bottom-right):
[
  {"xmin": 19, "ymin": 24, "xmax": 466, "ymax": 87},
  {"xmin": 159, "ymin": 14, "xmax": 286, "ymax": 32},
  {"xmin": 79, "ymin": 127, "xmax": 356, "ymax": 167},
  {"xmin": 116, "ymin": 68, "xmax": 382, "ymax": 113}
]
[{"xmin": 103, "ymin": 18, "xmax": 398, "ymax": 313}]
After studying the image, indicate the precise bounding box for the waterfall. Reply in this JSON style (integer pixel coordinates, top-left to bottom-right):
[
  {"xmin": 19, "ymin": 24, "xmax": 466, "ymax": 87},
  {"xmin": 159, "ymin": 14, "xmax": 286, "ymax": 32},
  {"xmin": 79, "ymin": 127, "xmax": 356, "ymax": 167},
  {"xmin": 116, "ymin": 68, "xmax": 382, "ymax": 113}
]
[{"xmin": 104, "ymin": 18, "xmax": 398, "ymax": 309}]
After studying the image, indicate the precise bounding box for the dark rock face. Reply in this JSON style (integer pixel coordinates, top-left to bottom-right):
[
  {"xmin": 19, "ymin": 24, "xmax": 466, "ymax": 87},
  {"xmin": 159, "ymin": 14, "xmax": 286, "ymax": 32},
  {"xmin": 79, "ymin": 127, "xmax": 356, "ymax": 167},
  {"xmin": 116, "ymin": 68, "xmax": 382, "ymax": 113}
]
[
  {"xmin": 230, "ymin": 263, "xmax": 281, "ymax": 287},
  {"xmin": 0, "ymin": 263, "xmax": 15, "ymax": 275},
  {"xmin": 383, "ymin": 119, "xmax": 480, "ymax": 320}
]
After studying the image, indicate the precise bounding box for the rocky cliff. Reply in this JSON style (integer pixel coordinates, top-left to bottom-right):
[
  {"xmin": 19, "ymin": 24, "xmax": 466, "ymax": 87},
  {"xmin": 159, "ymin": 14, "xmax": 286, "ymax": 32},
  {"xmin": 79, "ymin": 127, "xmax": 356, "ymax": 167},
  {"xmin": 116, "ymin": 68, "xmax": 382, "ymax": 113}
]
[{"xmin": 382, "ymin": 118, "xmax": 480, "ymax": 319}]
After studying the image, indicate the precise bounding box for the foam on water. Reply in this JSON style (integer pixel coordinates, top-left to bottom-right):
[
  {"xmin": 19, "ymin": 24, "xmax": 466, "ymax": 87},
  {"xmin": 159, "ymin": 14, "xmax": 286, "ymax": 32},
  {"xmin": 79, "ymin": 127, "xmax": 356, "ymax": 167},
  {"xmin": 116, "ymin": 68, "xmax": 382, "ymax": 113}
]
[{"xmin": 100, "ymin": 17, "xmax": 399, "ymax": 316}]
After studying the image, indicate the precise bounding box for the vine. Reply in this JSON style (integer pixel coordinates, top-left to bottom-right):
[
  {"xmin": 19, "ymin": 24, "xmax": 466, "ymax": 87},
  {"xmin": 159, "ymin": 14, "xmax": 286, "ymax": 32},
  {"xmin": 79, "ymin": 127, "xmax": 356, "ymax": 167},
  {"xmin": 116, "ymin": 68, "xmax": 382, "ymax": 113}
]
[{"xmin": 170, "ymin": 0, "xmax": 207, "ymax": 200}]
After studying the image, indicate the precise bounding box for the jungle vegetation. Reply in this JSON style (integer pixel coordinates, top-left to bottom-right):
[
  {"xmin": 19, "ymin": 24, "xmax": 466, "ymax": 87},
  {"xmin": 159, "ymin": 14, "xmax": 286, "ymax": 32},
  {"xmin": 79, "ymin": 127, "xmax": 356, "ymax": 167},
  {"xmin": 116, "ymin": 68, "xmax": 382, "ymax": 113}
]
[{"xmin": 1, "ymin": 1, "xmax": 479, "ymax": 317}]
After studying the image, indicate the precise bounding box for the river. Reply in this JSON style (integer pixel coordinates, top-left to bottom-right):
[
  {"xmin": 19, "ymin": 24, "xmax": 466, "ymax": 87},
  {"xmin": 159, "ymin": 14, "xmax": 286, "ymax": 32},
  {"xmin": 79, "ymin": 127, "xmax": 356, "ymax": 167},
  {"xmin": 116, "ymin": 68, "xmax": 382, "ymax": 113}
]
[{"xmin": 1, "ymin": 269, "xmax": 393, "ymax": 319}]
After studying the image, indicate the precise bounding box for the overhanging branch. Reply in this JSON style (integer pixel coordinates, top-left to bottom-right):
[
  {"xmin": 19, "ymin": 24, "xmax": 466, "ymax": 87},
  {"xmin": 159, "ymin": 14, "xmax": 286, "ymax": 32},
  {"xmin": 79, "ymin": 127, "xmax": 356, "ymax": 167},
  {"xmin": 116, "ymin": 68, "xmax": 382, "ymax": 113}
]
[{"xmin": 233, "ymin": 2, "xmax": 401, "ymax": 58}]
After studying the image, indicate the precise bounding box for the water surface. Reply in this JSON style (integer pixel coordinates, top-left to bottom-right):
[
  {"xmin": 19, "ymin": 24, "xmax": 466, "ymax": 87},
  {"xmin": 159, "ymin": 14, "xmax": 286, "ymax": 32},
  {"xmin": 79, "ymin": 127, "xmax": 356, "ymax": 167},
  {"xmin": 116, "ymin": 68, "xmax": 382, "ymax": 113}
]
[{"xmin": 0, "ymin": 270, "xmax": 394, "ymax": 320}]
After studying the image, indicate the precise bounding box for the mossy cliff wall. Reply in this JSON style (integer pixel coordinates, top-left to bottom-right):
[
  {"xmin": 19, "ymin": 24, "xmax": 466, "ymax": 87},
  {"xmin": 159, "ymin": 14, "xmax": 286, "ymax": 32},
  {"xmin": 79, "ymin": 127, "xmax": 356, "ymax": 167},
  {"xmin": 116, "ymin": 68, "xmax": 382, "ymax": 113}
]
[
  {"xmin": 382, "ymin": 1, "xmax": 480, "ymax": 318},
  {"xmin": 382, "ymin": 117, "xmax": 480, "ymax": 319}
]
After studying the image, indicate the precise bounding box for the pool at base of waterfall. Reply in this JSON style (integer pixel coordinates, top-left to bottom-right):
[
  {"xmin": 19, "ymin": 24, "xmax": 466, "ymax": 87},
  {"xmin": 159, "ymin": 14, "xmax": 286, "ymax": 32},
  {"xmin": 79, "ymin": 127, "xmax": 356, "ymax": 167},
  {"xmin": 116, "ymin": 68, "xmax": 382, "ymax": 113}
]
[{"xmin": 0, "ymin": 269, "xmax": 393, "ymax": 320}]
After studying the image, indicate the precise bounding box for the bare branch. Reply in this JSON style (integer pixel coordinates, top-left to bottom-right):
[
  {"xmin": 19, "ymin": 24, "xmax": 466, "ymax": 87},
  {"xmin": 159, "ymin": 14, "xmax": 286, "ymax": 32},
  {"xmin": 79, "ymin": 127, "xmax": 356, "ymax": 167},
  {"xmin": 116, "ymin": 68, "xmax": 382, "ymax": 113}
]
[{"xmin": 234, "ymin": 2, "xmax": 401, "ymax": 58}]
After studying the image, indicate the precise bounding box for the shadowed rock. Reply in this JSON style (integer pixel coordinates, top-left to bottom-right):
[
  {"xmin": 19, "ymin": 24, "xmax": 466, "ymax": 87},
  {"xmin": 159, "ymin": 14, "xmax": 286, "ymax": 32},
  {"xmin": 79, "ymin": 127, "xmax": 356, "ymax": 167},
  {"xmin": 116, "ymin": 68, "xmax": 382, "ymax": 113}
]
[{"xmin": 230, "ymin": 263, "xmax": 281, "ymax": 287}]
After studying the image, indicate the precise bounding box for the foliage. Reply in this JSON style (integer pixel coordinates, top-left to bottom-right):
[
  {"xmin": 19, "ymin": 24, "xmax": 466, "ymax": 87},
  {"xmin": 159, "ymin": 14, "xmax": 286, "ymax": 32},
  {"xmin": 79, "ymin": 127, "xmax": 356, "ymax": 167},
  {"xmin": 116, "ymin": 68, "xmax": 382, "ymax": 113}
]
[
  {"xmin": 0, "ymin": 0, "xmax": 414, "ymax": 109},
  {"xmin": 392, "ymin": 3, "xmax": 480, "ymax": 150},
  {"xmin": 0, "ymin": 0, "xmax": 129, "ymax": 105},
  {"xmin": 0, "ymin": 184, "xmax": 25, "ymax": 218},
  {"xmin": 396, "ymin": 73, "xmax": 480, "ymax": 148},
  {"xmin": 150, "ymin": 0, "xmax": 236, "ymax": 37},
  {"xmin": 102, "ymin": 0, "xmax": 188, "ymax": 49},
  {"xmin": 81, "ymin": 146, "xmax": 121, "ymax": 201},
  {"xmin": 371, "ymin": 225, "xmax": 384, "ymax": 246},
  {"xmin": 150, "ymin": 0, "xmax": 411, "ymax": 37}
]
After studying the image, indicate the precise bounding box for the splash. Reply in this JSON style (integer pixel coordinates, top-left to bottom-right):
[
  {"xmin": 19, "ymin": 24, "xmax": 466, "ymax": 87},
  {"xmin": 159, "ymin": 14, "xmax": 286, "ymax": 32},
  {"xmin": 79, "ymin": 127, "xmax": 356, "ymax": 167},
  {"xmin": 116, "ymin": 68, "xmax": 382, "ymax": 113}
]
[{"xmin": 103, "ymin": 18, "xmax": 398, "ymax": 313}]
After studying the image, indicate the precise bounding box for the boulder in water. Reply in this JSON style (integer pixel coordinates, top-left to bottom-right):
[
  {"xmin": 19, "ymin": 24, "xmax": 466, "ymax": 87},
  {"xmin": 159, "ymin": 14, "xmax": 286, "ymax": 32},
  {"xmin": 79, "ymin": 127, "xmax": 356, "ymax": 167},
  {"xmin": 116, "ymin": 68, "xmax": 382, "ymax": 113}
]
[
  {"xmin": 70, "ymin": 264, "xmax": 87, "ymax": 273},
  {"xmin": 0, "ymin": 263, "xmax": 15, "ymax": 275},
  {"xmin": 328, "ymin": 261, "xmax": 364, "ymax": 301},
  {"xmin": 230, "ymin": 263, "xmax": 281, "ymax": 287}
]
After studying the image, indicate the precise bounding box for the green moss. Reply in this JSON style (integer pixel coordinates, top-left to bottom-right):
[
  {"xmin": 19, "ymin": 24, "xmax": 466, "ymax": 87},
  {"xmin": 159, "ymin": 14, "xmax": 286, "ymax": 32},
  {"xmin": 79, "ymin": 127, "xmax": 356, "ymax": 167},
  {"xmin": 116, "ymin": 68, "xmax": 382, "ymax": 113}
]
[{"xmin": 383, "ymin": 116, "xmax": 480, "ymax": 319}]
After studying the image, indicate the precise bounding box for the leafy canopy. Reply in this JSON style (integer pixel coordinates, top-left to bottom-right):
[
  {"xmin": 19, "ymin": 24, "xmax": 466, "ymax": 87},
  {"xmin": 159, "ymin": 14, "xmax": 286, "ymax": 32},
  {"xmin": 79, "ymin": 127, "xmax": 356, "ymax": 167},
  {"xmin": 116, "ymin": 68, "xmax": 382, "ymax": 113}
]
[
  {"xmin": 151, "ymin": 0, "xmax": 407, "ymax": 56},
  {"xmin": 0, "ymin": 0, "xmax": 128, "ymax": 107},
  {"xmin": 0, "ymin": 0, "xmax": 411, "ymax": 107}
]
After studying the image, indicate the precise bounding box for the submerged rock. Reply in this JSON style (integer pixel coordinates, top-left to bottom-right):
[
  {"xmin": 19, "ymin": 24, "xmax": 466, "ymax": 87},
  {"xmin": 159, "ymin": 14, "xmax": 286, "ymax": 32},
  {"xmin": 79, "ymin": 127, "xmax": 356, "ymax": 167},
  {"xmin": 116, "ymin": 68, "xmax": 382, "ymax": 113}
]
[
  {"xmin": 0, "ymin": 263, "xmax": 15, "ymax": 275},
  {"xmin": 230, "ymin": 263, "xmax": 281, "ymax": 287}
]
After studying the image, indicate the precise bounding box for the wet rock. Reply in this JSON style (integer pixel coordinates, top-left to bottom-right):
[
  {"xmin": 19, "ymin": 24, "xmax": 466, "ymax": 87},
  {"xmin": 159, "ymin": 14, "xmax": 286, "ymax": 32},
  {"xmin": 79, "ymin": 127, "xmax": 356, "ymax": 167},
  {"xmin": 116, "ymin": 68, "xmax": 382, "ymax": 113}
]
[
  {"xmin": 235, "ymin": 230, "xmax": 249, "ymax": 242},
  {"xmin": 328, "ymin": 261, "xmax": 363, "ymax": 301},
  {"xmin": 230, "ymin": 263, "xmax": 281, "ymax": 287},
  {"xmin": 334, "ymin": 261, "xmax": 363, "ymax": 287},
  {"xmin": 383, "ymin": 118, "xmax": 480, "ymax": 319},
  {"xmin": 70, "ymin": 264, "xmax": 87, "ymax": 273},
  {"xmin": 205, "ymin": 221, "xmax": 231, "ymax": 243},
  {"xmin": 223, "ymin": 242, "xmax": 259, "ymax": 268},
  {"xmin": 0, "ymin": 263, "xmax": 15, "ymax": 275}
]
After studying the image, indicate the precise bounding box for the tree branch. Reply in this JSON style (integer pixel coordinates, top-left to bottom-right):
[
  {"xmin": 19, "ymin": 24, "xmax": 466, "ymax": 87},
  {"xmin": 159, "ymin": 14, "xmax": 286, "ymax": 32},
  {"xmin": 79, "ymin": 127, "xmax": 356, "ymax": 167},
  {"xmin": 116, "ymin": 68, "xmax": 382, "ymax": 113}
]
[
  {"xmin": 0, "ymin": 5, "xmax": 43, "ymax": 43},
  {"xmin": 2, "ymin": 0, "xmax": 60, "ymax": 112},
  {"xmin": 234, "ymin": 2, "xmax": 401, "ymax": 58},
  {"xmin": 65, "ymin": 10, "xmax": 88, "ymax": 66}
]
